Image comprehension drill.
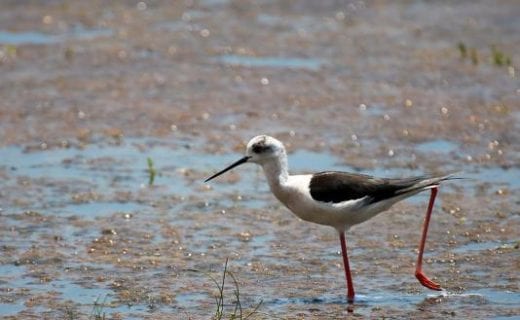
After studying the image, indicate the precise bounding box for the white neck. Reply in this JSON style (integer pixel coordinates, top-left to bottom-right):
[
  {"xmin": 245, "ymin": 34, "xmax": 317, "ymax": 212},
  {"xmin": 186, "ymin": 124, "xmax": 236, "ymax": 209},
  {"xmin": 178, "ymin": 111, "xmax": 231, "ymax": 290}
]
[{"xmin": 261, "ymin": 153, "xmax": 289, "ymax": 191}]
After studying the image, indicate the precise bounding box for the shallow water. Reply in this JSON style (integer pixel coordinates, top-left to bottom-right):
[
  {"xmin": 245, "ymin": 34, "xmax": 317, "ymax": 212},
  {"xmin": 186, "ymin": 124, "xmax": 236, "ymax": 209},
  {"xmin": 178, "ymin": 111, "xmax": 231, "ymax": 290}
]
[
  {"xmin": 0, "ymin": 25, "xmax": 113, "ymax": 45},
  {"xmin": 1, "ymin": 136, "xmax": 518, "ymax": 318},
  {"xmin": 212, "ymin": 55, "xmax": 325, "ymax": 71},
  {"xmin": 416, "ymin": 139, "xmax": 459, "ymax": 155},
  {"xmin": 8, "ymin": 138, "xmax": 514, "ymax": 216}
]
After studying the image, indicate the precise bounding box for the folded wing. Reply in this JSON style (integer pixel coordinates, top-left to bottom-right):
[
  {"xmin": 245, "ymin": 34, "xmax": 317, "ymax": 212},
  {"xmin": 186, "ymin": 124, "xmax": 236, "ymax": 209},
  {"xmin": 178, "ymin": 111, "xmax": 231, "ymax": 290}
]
[{"xmin": 309, "ymin": 171, "xmax": 450, "ymax": 204}]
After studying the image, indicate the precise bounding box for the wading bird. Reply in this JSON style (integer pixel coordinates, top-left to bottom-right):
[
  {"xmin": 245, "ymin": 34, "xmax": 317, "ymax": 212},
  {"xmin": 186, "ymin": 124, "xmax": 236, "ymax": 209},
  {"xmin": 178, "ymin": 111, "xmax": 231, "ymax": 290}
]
[{"xmin": 205, "ymin": 135, "xmax": 453, "ymax": 303}]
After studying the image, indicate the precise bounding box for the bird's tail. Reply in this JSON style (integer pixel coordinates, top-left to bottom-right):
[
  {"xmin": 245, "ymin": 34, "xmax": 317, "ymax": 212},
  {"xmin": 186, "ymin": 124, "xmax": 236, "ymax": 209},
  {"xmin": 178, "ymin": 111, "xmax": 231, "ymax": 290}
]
[{"xmin": 397, "ymin": 173, "xmax": 461, "ymax": 195}]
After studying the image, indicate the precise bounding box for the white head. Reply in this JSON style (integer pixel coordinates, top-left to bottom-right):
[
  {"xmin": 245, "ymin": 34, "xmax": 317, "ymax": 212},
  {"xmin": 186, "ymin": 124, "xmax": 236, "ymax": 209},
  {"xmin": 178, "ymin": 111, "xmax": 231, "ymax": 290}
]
[
  {"xmin": 205, "ymin": 135, "xmax": 286, "ymax": 182},
  {"xmin": 244, "ymin": 135, "xmax": 286, "ymax": 164}
]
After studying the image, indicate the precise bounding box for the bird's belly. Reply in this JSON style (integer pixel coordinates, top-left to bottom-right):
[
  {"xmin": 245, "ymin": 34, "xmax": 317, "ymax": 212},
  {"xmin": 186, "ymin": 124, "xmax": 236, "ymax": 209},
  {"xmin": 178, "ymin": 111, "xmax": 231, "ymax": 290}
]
[
  {"xmin": 284, "ymin": 197, "xmax": 355, "ymax": 229},
  {"xmin": 273, "ymin": 190, "xmax": 331, "ymax": 226},
  {"xmin": 284, "ymin": 196, "xmax": 392, "ymax": 230}
]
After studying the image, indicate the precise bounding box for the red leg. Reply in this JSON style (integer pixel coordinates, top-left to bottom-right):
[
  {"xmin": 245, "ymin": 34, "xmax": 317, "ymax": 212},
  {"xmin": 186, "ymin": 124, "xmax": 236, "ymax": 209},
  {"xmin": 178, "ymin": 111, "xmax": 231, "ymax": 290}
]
[
  {"xmin": 339, "ymin": 231, "xmax": 355, "ymax": 303},
  {"xmin": 415, "ymin": 187, "xmax": 442, "ymax": 291}
]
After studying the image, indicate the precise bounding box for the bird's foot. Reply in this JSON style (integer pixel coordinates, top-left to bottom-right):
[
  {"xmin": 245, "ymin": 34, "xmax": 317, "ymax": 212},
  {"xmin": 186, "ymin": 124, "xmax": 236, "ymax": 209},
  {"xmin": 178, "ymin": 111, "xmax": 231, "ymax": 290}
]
[
  {"xmin": 415, "ymin": 270, "xmax": 442, "ymax": 291},
  {"xmin": 346, "ymin": 288, "xmax": 355, "ymax": 304}
]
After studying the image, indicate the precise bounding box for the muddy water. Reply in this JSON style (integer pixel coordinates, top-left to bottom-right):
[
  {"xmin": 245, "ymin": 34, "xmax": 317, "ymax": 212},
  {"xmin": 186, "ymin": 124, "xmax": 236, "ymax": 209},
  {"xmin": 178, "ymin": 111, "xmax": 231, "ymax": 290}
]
[{"xmin": 1, "ymin": 1, "xmax": 519, "ymax": 319}]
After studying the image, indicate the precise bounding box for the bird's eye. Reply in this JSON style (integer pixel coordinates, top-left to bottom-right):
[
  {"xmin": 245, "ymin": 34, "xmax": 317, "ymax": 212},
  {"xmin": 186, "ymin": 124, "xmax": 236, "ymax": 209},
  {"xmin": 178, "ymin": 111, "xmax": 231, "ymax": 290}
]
[
  {"xmin": 252, "ymin": 143, "xmax": 270, "ymax": 154},
  {"xmin": 252, "ymin": 144, "xmax": 263, "ymax": 153}
]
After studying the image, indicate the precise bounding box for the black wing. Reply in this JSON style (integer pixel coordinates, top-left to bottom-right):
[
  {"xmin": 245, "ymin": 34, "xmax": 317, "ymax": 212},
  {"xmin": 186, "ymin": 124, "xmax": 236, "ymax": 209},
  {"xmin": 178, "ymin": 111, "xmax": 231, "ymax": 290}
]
[{"xmin": 309, "ymin": 171, "xmax": 430, "ymax": 204}]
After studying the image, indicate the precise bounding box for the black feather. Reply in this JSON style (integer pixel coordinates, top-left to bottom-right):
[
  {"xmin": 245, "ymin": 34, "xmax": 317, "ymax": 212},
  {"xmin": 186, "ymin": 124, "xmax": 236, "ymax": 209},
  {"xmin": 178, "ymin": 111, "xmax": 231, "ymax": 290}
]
[{"xmin": 309, "ymin": 171, "xmax": 432, "ymax": 204}]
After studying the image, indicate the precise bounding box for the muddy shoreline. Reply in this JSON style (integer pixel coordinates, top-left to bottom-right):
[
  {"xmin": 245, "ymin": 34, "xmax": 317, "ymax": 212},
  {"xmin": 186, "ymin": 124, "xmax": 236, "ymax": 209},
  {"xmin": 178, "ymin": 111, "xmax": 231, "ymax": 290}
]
[{"xmin": 1, "ymin": 1, "xmax": 519, "ymax": 319}]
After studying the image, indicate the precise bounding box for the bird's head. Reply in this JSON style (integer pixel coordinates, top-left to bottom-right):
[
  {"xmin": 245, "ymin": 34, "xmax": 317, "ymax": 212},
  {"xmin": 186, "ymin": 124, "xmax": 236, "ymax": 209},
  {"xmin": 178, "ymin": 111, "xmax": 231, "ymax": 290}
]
[
  {"xmin": 205, "ymin": 135, "xmax": 285, "ymax": 182},
  {"xmin": 245, "ymin": 135, "xmax": 285, "ymax": 164}
]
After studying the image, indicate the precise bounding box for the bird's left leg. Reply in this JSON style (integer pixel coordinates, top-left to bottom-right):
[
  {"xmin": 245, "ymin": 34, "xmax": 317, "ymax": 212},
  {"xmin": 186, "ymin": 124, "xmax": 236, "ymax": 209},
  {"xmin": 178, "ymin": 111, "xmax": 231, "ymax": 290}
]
[{"xmin": 415, "ymin": 187, "xmax": 442, "ymax": 291}]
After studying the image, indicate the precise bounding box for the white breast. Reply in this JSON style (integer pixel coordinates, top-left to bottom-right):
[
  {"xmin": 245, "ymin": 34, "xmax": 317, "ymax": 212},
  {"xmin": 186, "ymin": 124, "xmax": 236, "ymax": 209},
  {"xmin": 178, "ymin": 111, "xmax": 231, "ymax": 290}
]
[{"xmin": 268, "ymin": 174, "xmax": 371, "ymax": 230}]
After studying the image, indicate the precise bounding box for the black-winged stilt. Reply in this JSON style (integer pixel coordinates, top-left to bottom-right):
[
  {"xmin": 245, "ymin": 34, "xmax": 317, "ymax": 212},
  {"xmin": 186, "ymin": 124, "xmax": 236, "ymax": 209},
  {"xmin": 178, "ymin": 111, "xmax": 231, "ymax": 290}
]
[{"xmin": 205, "ymin": 135, "xmax": 454, "ymax": 303}]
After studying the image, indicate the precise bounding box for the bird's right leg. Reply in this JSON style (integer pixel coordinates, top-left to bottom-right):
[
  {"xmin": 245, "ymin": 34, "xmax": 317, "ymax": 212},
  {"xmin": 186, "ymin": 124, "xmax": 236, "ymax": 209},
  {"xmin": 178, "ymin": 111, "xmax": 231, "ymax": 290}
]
[
  {"xmin": 339, "ymin": 231, "xmax": 355, "ymax": 303},
  {"xmin": 415, "ymin": 187, "xmax": 442, "ymax": 291}
]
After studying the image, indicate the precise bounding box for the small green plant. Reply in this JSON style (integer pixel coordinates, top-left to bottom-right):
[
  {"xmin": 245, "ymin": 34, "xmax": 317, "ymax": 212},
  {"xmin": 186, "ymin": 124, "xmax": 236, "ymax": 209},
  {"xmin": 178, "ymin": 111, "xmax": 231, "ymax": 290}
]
[
  {"xmin": 457, "ymin": 41, "xmax": 479, "ymax": 65},
  {"xmin": 4, "ymin": 44, "xmax": 17, "ymax": 58},
  {"xmin": 212, "ymin": 259, "xmax": 227, "ymax": 319},
  {"xmin": 457, "ymin": 41, "xmax": 467, "ymax": 59},
  {"xmin": 90, "ymin": 295, "xmax": 109, "ymax": 320},
  {"xmin": 491, "ymin": 45, "xmax": 512, "ymax": 66},
  {"xmin": 64, "ymin": 47, "xmax": 75, "ymax": 61},
  {"xmin": 457, "ymin": 41, "xmax": 513, "ymax": 68},
  {"xmin": 63, "ymin": 305, "xmax": 79, "ymax": 320},
  {"xmin": 470, "ymin": 48, "xmax": 479, "ymax": 65},
  {"xmin": 147, "ymin": 157, "xmax": 157, "ymax": 186},
  {"xmin": 209, "ymin": 258, "xmax": 263, "ymax": 320}
]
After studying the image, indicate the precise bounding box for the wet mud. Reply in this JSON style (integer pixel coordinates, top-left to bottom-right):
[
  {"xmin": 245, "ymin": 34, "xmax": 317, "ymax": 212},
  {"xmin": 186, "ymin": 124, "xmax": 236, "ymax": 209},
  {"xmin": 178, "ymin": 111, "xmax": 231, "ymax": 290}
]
[{"xmin": 0, "ymin": 0, "xmax": 519, "ymax": 319}]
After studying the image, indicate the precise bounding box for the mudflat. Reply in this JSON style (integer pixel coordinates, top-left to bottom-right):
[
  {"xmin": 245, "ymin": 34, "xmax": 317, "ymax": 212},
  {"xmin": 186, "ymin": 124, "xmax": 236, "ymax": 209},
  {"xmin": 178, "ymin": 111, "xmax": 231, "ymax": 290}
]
[{"xmin": 0, "ymin": 1, "xmax": 518, "ymax": 319}]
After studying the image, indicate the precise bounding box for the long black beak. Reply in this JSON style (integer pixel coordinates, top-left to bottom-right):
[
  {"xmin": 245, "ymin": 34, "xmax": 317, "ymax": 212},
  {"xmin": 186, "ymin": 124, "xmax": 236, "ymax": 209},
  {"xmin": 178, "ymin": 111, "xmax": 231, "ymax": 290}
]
[{"xmin": 204, "ymin": 156, "xmax": 251, "ymax": 182}]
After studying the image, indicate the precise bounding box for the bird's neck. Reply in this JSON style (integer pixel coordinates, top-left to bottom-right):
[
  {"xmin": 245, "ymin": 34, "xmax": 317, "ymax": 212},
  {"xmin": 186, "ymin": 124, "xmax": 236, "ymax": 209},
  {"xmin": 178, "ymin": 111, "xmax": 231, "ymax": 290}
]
[{"xmin": 261, "ymin": 154, "xmax": 289, "ymax": 190}]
